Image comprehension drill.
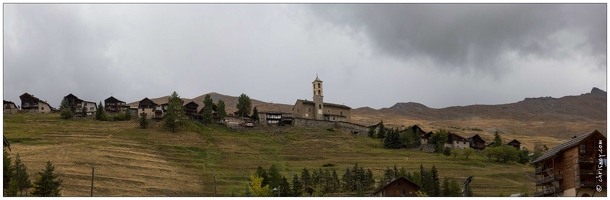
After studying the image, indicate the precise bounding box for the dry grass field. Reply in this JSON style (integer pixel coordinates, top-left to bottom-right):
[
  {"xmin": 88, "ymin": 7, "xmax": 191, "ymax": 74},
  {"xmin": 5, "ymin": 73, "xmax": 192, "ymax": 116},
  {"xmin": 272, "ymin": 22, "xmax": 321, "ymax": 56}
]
[{"xmin": 4, "ymin": 113, "xmax": 556, "ymax": 196}]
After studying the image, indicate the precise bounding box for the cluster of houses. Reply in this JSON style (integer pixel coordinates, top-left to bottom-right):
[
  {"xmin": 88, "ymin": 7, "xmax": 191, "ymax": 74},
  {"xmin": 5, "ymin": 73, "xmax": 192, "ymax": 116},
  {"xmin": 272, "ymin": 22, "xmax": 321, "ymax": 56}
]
[{"xmin": 391, "ymin": 125, "xmax": 523, "ymax": 152}]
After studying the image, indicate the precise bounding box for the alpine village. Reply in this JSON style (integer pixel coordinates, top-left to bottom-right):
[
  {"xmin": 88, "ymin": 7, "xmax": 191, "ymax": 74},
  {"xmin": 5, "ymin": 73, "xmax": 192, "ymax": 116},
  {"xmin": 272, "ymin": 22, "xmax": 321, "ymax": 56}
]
[{"xmin": 3, "ymin": 75, "xmax": 607, "ymax": 197}]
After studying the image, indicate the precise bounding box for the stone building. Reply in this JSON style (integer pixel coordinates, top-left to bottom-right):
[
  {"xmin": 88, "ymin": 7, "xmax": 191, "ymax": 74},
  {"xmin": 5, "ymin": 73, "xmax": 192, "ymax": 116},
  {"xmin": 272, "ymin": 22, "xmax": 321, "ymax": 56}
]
[{"xmin": 292, "ymin": 75, "xmax": 351, "ymax": 122}]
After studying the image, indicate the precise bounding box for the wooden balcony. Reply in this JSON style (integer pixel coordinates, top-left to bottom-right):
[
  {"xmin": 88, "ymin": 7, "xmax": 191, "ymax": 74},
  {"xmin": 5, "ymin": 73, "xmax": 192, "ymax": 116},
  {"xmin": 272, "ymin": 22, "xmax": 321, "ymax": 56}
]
[
  {"xmin": 536, "ymin": 175, "xmax": 563, "ymax": 186},
  {"xmin": 579, "ymin": 157, "xmax": 596, "ymax": 164}
]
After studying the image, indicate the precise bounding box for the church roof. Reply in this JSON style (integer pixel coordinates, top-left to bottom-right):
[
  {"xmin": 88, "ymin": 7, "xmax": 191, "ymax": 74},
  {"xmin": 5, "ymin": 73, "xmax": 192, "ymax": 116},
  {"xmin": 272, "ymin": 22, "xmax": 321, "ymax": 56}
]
[
  {"xmin": 297, "ymin": 99, "xmax": 351, "ymax": 109},
  {"xmin": 313, "ymin": 74, "xmax": 322, "ymax": 82}
]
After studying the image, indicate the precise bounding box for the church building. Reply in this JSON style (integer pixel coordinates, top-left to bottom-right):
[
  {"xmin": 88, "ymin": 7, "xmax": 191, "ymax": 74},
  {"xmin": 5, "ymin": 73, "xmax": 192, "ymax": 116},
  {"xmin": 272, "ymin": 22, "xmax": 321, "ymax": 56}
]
[{"xmin": 292, "ymin": 75, "xmax": 351, "ymax": 122}]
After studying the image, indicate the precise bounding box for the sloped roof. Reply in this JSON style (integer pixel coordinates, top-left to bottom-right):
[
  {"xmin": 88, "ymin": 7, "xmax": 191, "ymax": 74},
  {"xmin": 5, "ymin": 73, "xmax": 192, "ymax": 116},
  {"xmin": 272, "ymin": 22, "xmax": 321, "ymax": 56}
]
[
  {"xmin": 372, "ymin": 177, "xmax": 422, "ymax": 195},
  {"xmin": 105, "ymin": 96, "xmax": 125, "ymax": 103},
  {"xmin": 531, "ymin": 130, "xmax": 604, "ymax": 164},
  {"xmin": 298, "ymin": 99, "xmax": 351, "ymax": 109}
]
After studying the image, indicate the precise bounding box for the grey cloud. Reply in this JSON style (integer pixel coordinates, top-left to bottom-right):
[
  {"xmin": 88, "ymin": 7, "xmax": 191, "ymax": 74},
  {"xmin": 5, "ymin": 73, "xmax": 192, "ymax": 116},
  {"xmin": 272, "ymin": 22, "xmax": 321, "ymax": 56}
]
[{"xmin": 307, "ymin": 4, "xmax": 606, "ymax": 77}]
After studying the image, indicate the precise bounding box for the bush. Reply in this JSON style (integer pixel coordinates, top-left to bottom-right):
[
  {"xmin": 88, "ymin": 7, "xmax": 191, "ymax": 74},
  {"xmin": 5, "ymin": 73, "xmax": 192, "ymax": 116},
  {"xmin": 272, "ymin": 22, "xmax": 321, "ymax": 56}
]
[
  {"xmin": 322, "ymin": 163, "xmax": 335, "ymax": 167},
  {"xmin": 326, "ymin": 128, "xmax": 335, "ymax": 132},
  {"xmin": 60, "ymin": 108, "xmax": 73, "ymax": 119},
  {"xmin": 114, "ymin": 111, "xmax": 126, "ymax": 121},
  {"xmin": 139, "ymin": 115, "xmax": 149, "ymax": 129}
]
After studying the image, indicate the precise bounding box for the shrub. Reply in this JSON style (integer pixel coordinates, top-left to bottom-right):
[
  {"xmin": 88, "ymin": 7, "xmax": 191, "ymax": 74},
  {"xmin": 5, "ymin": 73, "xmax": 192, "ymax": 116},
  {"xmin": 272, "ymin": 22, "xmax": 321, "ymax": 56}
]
[
  {"xmin": 139, "ymin": 115, "xmax": 149, "ymax": 129},
  {"xmin": 60, "ymin": 108, "xmax": 73, "ymax": 119},
  {"xmin": 322, "ymin": 163, "xmax": 336, "ymax": 167}
]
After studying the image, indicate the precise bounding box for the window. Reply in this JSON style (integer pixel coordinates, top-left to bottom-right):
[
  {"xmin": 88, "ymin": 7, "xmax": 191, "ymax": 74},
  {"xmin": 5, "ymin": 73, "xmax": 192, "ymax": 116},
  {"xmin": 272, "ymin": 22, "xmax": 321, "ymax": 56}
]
[
  {"xmin": 340, "ymin": 111, "xmax": 343, "ymax": 116},
  {"xmin": 308, "ymin": 108, "xmax": 311, "ymax": 112},
  {"xmin": 318, "ymin": 83, "xmax": 321, "ymax": 88},
  {"xmin": 580, "ymin": 144, "xmax": 587, "ymax": 154},
  {"xmin": 142, "ymin": 108, "xmax": 144, "ymax": 111},
  {"xmin": 41, "ymin": 107, "xmax": 44, "ymax": 110},
  {"xmin": 327, "ymin": 109, "xmax": 330, "ymax": 114},
  {"xmin": 319, "ymin": 105, "xmax": 321, "ymax": 109},
  {"xmin": 297, "ymin": 109, "xmax": 300, "ymax": 113}
]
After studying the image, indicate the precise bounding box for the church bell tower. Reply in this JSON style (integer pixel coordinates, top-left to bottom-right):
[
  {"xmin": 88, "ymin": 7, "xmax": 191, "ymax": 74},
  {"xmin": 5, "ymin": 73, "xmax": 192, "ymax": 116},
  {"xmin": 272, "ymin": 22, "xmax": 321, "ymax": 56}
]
[{"xmin": 312, "ymin": 74, "xmax": 324, "ymax": 120}]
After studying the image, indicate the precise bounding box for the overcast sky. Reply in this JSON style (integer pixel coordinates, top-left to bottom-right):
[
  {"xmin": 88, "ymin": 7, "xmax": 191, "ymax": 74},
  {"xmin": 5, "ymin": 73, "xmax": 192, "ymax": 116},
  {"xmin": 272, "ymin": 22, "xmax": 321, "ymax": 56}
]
[{"xmin": 3, "ymin": 4, "xmax": 606, "ymax": 109}]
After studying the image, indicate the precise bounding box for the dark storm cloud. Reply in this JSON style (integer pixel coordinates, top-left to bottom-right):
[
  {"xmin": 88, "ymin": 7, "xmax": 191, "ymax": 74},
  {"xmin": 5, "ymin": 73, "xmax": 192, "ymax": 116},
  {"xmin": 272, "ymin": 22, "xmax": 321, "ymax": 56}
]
[{"xmin": 308, "ymin": 4, "xmax": 606, "ymax": 77}]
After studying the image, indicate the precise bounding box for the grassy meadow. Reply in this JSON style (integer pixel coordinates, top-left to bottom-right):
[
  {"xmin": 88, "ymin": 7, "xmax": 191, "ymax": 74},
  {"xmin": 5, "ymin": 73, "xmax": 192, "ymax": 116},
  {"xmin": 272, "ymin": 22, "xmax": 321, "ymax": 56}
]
[{"xmin": 3, "ymin": 113, "xmax": 536, "ymax": 196}]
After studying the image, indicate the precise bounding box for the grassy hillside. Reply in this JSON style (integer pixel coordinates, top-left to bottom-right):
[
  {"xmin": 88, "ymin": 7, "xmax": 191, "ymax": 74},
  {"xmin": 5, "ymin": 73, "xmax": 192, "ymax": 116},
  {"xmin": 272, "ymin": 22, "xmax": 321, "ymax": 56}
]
[{"xmin": 4, "ymin": 113, "xmax": 536, "ymax": 197}]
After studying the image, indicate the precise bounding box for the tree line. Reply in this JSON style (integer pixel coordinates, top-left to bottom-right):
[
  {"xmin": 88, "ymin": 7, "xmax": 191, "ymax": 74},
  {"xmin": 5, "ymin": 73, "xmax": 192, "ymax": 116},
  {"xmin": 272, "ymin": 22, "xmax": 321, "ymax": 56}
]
[{"xmin": 242, "ymin": 163, "xmax": 472, "ymax": 197}]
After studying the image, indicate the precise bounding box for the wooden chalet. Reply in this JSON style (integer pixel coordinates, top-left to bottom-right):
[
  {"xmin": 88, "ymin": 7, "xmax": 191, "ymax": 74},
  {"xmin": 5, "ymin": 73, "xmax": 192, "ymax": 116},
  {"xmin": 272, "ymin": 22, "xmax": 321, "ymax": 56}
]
[
  {"xmin": 531, "ymin": 130, "xmax": 606, "ymax": 197},
  {"xmin": 104, "ymin": 96, "xmax": 129, "ymax": 113},
  {"xmin": 506, "ymin": 139, "xmax": 521, "ymax": 150},
  {"xmin": 197, "ymin": 103, "xmax": 218, "ymax": 122},
  {"xmin": 372, "ymin": 177, "xmax": 422, "ymax": 197},
  {"xmin": 19, "ymin": 93, "xmax": 53, "ymax": 113},
  {"xmin": 4, "ymin": 100, "xmax": 19, "ymax": 114},
  {"xmin": 445, "ymin": 132, "xmax": 470, "ymax": 149},
  {"xmin": 183, "ymin": 101, "xmax": 199, "ymax": 120},
  {"xmin": 138, "ymin": 98, "xmax": 157, "ymax": 119},
  {"xmin": 64, "ymin": 93, "xmax": 95, "ymax": 116},
  {"xmin": 64, "ymin": 93, "xmax": 84, "ymax": 109},
  {"xmin": 467, "ymin": 134, "xmax": 486, "ymax": 150}
]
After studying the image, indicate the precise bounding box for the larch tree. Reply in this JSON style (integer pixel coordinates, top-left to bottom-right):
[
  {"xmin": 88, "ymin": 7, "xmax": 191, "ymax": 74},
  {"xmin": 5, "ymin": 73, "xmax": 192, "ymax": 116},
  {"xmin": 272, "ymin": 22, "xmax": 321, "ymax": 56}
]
[
  {"xmin": 251, "ymin": 107, "xmax": 260, "ymax": 122},
  {"xmin": 164, "ymin": 91, "xmax": 186, "ymax": 132},
  {"xmin": 31, "ymin": 161, "xmax": 62, "ymax": 197},
  {"xmin": 202, "ymin": 94, "xmax": 214, "ymax": 124},
  {"xmin": 14, "ymin": 154, "xmax": 32, "ymax": 196},
  {"xmin": 217, "ymin": 99, "xmax": 226, "ymax": 122}
]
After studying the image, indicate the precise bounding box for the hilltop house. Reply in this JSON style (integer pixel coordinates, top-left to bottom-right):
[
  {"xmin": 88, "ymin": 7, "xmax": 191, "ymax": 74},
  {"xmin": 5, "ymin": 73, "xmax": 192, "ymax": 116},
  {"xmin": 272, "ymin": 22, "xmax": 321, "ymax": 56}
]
[
  {"xmin": 138, "ymin": 98, "xmax": 157, "ymax": 119},
  {"xmin": 292, "ymin": 75, "xmax": 352, "ymax": 122},
  {"xmin": 258, "ymin": 111, "xmax": 293, "ymax": 126},
  {"xmin": 104, "ymin": 96, "xmax": 129, "ymax": 113},
  {"xmin": 20, "ymin": 93, "xmax": 53, "ymax": 113},
  {"xmin": 420, "ymin": 131, "xmax": 434, "ymax": 145},
  {"xmin": 63, "ymin": 93, "xmax": 96, "ymax": 116},
  {"xmin": 445, "ymin": 132, "xmax": 470, "ymax": 149},
  {"xmin": 506, "ymin": 139, "xmax": 522, "ymax": 150},
  {"xmin": 183, "ymin": 101, "xmax": 199, "ymax": 120},
  {"xmin": 196, "ymin": 103, "xmax": 218, "ymax": 122},
  {"xmin": 467, "ymin": 134, "xmax": 486, "ymax": 150},
  {"xmin": 531, "ymin": 130, "xmax": 606, "ymax": 197},
  {"xmin": 372, "ymin": 177, "xmax": 422, "ymax": 197},
  {"xmin": 4, "ymin": 100, "xmax": 19, "ymax": 114}
]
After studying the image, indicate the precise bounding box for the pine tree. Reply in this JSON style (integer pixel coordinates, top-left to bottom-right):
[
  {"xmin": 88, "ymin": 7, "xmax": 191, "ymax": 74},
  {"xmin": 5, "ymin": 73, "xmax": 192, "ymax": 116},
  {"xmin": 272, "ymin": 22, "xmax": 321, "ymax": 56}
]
[
  {"xmin": 331, "ymin": 169, "xmax": 340, "ymax": 192},
  {"xmin": 251, "ymin": 107, "xmax": 260, "ymax": 122},
  {"xmin": 14, "ymin": 154, "xmax": 32, "ymax": 196},
  {"xmin": 398, "ymin": 166, "xmax": 407, "ymax": 178},
  {"xmin": 291, "ymin": 173, "xmax": 302, "ymax": 196},
  {"xmin": 449, "ymin": 179, "xmax": 461, "ymax": 197},
  {"xmin": 139, "ymin": 113, "xmax": 149, "ymax": 129},
  {"xmin": 268, "ymin": 164, "xmax": 282, "ymax": 189},
  {"xmin": 279, "ymin": 176, "xmax": 290, "ymax": 197},
  {"xmin": 96, "ymin": 101, "xmax": 106, "ymax": 121},
  {"xmin": 301, "ymin": 167, "xmax": 311, "ymax": 189},
  {"xmin": 202, "ymin": 94, "xmax": 214, "ymax": 124},
  {"xmin": 430, "ymin": 165, "xmax": 440, "ymax": 197},
  {"xmin": 377, "ymin": 121, "xmax": 386, "ymax": 138},
  {"xmin": 3, "ymin": 149, "xmax": 14, "ymax": 190},
  {"xmin": 366, "ymin": 168, "xmax": 375, "ymax": 190},
  {"xmin": 217, "ymin": 100, "xmax": 226, "ymax": 122},
  {"xmin": 31, "ymin": 161, "xmax": 62, "ymax": 197},
  {"xmin": 164, "ymin": 91, "xmax": 185, "ymax": 132},
  {"xmin": 492, "ymin": 131, "xmax": 502, "ymax": 147},
  {"xmin": 5, "ymin": 178, "xmax": 18, "ymax": 197},
  {"xmin": 255, "ymin": 166, "xmax": 270, "ymax": 187},
  {"xmin": 236, "ymin": 93, "xmax": 252, "ymax": 118},
  {"xmin": 341, "ymin": 167, "xmax": 352, "ymax": 191}
]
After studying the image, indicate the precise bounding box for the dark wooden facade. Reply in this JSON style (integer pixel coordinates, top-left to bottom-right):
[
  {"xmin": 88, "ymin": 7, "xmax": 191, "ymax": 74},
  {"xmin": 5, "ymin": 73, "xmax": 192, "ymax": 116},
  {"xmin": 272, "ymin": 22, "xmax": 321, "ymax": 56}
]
[
  {"xmin": 467, "ymin": 134, "xmax": 486, "ymax": 150},
  {"xmin": 138, "ymin": 98, "xmax": 157, "ymax": 109},
  {"xmin": 532, "ymin": 130, "xmax": 607, "ymax": 197},
  {"xmin": 20, "ymin": 93, "xmax": 40, "ymax": 111},
  {"xmin": 447, "ymin": 132, "xmax": 467, "ymax": 144},
  {"xmin": 183, "ymin": 101, "xmax": 199, "ymax": 120},
  {"xmin": 373, "ymin": 177, "xmax": 421, "ymax": 197},
  {"xmin": 104, "ymin": 96, "xmax": 128, "ymax": 113},
  {"xmin": 506, "ymin": 139, "xmax": 521, "ymax": 150},
  {"xmin": 64, "ymin": 93, "xmax": 84, "ymax": 108}
]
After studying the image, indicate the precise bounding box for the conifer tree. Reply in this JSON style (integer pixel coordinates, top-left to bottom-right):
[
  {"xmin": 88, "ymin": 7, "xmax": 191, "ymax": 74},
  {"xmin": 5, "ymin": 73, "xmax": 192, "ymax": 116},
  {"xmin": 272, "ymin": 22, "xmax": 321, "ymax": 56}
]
[
  {"xmin": 31, "ymin": 161, "xmax": 62, "ymax": 197},
  {"xmin": 331, "ymin": 169, "xmax": 340, "ymax": 192},
  {"xmin": 14, "ymin": 154, "xmax": 32, "ymax": 196},
  {"xmin": 217, "ymin": 99, "xmax": 226, "ymax": 122},
  {"xmin": 377, "ymin": 121, "xmax": 386, "ymax": 138},
  {"xmin": 3, "ymin": 150, "xmax": 14, "ymax": 190},
  {"xmin": 255, "ymin": 166, "xmax": 269, "ymax": 187},
  {"xmin": 202, "ymin": 94, "xmax": 214, "ymax": 124},
  {"xmin": 341, "ymin": 167, "xmax": 352, "ymax": 191},
  {"xmin": 268, "ymin": 164, "xmax": 282, "ymax": 190},
  {"xmin": 301, "ymin": 167, "xmax": 311, "ymax": 189},
  {"xmin": 236, "ymin": 93, "xmax": 252, "ymax": 117},
  {"xmin": 430, "ymin": 165, "xmax": 440, "ymax": 197},
  {"xmin": 5, "ymin": 178, "xmax": 18, "ymax": 197},
  {"xmin": 139, "ymin": 113, "xmax": 149, "ymax": 129},
  {"xmin": 368, "ymin": 126, "xmax": 375, "ymax": 138},
  {"xmin": 279, "ymin": 176, "xmax": 290, "ymax": 197},
  {"xmin": 492, "ymin": 131, "xmax": 503, "ymax": 147},
  {"xmin": 251, "ymin": 107, "xmax": 260, "ymax": 122},
  {"xmin": 291, "ymin": 173, "xmax": 302, "ymax": 196},
  {"xmin": 164, "ymin": 91, "xmax": 185, "ymax": 132},
  {"xmin": 59, "ymin": 98, "xmax": 73, "ymax": 119},
  {"xmin": 442, "ymin": 177, "xmax": 450, "ymax": 197},
  {"xmin": 96, "ymin": 101, "xmax": 106, "ymax": 121}
]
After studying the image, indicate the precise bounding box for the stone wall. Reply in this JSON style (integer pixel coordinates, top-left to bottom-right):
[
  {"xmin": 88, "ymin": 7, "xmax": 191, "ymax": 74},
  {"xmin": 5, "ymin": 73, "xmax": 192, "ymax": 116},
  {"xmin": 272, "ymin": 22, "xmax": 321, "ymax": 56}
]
[{"xmin": 292, "ymin": 118, "xmax": 369, "ymax": 136}]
